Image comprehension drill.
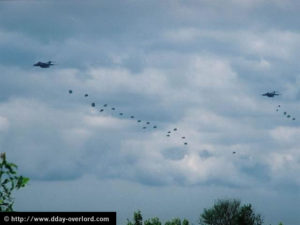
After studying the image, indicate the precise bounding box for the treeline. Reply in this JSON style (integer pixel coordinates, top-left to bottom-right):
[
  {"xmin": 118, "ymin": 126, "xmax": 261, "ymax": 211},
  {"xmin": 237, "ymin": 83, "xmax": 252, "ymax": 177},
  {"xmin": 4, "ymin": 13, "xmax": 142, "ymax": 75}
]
[
  {"xmin": 127, "ymin": 211, "xmax": 190, "ymax": 225},
  {"xmin": 126, "ymin": 199, "xmax": 284, "ymax": 225}
]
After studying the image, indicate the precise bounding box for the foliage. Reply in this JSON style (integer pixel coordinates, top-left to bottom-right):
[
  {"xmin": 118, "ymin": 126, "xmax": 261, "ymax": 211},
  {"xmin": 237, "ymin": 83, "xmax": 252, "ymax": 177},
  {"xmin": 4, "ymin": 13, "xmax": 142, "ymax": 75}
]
[
  {"xmin": 165, "ymin": 218, "xmax": 181, "ymax": 225},
  {"xmin": 144, "ymin": 217, "xmax": 162, "ymax": 225},
  {"xmin": 127, "ymin": 211, "xmax": 190, "ymax": 225},
  {"xmin": 199, "ymin": 199, "xmax": 263, "ymax": 225},
  {"xmin": 182, "ymin": 219, "xmax": 189, "ymax": 225},
  {"xmin": 278, "ymin": 223, "xmax": 283, "ymax": 225},
  {"xmin": 127, "ymin": 201, "xmax": 263, "ymax": 225},
  {"xmin": 200, "ymin": 199, "xmax": 240, "ymax": 225},
  {"xmin": 127, "ymin": 219, "xmax": 134, "ymax": 225},
  {"xmin": 127, "ymin": 210, "xmax": 143, "ymax": 225},
  {"xmin": 237, "ymin": 204, "xmax": 263, "ymax": 225},
  {"xmin": 0, "ymin": 153, "xmax": 30, "ymax": 212},
  {"xmin": 134, "ymin": 210, "xmax": 143, "ymax": 225}
]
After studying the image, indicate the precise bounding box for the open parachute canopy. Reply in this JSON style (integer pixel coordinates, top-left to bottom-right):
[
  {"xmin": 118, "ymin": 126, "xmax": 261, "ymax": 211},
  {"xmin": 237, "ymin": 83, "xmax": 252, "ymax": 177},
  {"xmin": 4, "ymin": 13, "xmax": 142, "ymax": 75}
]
[{"xmin": 67, "ymin": 89, "xmax": 190, "ymax": 147}]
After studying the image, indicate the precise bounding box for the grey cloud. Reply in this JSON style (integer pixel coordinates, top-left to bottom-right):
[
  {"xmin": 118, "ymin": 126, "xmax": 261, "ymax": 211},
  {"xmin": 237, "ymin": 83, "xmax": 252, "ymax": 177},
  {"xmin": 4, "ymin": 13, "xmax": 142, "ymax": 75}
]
[
  {"xmin": 161, "ymin": 147, "xmax": 187, "ymax": 160},
  {"xmin": 1, "ymin": 0, "xmax": 300, "ymax": 223}
]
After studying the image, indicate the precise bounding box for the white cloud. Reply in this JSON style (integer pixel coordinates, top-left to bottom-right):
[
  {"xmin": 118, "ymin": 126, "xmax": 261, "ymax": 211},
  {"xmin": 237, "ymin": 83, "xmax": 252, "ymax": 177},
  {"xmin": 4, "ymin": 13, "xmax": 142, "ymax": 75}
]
[
  {"xmin": 0, "ymin": 116, "xmax": 9, "ymax": 131},
  {"xmin": 164, "ymin": 28, "xmax": 300, "ymax": 59},
  {"xmin": 187, "ymin": 56, "xmax": 237, "ymax": 89},
  {"xmin": 61, "ymin": 128, "xmax": 92, "ymax": 149},
  {"xmin": 1, "ymin": 1, "xmax": 300, "ymax": 223},
  {"xmin": 270, "ymin": 126, "xmax": 300, "ymax": 143},
  {"xmin": 267, "ymin": 150, "xmax": 300, "ymax": 185},
  {"xmin": 83, "ymin": 115, "xmax": 131, "ymax": 129},
  {"xmin": 86, "ymin": 67, "xmax": 168, "ymax": 96}
]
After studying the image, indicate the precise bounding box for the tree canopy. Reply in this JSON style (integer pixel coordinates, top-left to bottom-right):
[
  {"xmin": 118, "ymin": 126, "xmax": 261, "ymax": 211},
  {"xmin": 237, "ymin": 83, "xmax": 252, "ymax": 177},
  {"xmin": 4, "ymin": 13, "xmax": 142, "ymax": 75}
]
[{"xmin": 199, "ymin": 199, "xmax": 263, "ymax": 225}]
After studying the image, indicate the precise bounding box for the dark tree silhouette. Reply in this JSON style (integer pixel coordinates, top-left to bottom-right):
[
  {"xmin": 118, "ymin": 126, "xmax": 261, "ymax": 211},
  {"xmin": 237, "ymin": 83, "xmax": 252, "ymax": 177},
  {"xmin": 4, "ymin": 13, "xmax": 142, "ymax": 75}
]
[
  {"xmin": 127, "ymin": 211, "xmax": 190, "ymax": 225},
  {"xmin": 144, "ymin": 217, "xmax": 162, "ymax": 225},
  {"xmin": 127, "ymin": 210, "xmax": 143, "ymax": 225},
  {"xmin": 199, "ymin": 199, "xmax": 263, "ymax": 225}
]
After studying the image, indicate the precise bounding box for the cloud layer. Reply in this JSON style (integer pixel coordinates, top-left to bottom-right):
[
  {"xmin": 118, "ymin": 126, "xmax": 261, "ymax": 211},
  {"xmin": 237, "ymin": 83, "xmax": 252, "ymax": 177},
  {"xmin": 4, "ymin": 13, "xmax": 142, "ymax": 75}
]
[{"xmin": 1, "ymin": 0, "xmax": 300, "ymax": 224}]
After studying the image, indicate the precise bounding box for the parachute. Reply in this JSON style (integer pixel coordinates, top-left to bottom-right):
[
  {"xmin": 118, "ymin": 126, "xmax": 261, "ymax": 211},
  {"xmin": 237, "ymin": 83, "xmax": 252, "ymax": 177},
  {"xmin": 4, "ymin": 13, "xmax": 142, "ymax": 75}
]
[
  {"xmin": 275, "ymin": 105, "xmax": 296, "ymax": 121},
  {"xmin": 68, "ymin": 89, "xmax": 189, "ymax": 147}
]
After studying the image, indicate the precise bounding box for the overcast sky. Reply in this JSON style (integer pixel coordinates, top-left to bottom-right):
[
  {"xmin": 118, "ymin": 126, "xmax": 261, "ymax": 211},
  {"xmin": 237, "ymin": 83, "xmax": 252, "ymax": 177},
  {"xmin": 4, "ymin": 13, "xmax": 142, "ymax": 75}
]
[{"xmin": 1, "ymin": 0, "xmax": 300, "ymax": 224}]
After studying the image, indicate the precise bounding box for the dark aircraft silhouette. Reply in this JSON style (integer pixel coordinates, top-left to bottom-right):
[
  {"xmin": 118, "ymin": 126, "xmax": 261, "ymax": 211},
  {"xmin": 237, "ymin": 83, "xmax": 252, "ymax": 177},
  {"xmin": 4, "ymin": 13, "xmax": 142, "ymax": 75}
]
[
  {"xmin": 262, "ymin": 91, "xmax": 280, "ymax": 97},
  {"xmin": 33, "ymin": 61, "xmax": 55, "ymax": 68}
]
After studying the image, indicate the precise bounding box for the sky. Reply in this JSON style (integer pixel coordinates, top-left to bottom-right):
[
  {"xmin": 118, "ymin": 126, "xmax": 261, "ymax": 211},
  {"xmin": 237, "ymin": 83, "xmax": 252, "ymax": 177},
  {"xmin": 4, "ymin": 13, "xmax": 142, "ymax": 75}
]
[{"xmin": 0, "ymin": 0, "xmax": 300, "ymax": 224}]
